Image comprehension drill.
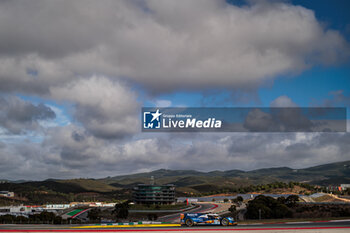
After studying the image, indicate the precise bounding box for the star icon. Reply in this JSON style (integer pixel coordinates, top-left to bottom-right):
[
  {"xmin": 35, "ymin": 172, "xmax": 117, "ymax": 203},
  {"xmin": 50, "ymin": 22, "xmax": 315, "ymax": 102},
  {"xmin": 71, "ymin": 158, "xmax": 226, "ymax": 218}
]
[{"xmin": 151, "ymin": 109, "xmax": 162, "ymax": 122}]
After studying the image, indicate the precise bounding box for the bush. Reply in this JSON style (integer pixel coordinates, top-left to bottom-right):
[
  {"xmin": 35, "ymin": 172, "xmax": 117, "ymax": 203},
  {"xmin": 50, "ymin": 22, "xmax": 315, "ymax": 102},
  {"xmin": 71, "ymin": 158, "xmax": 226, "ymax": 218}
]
[
  {"xmin": 0, "ymin": 211, "xmax": 62, "ymax": 224},
  {"xmin": 15, "ymin": 216, "xmax": 27, "ymax": 224},
  {"xmin": 88, "ymin": 208, "xmax": 101, "ymax": 221},
  {"xmin": 245, "ymin": 195, "xmax": 291, "ymax": 219},
  {"xmin": 293, "ymin": 204, "xmax": 350, "ymax": 218},
  {"xmin": 147, "ymin": 213, "xmax": 158, "ymax": 221},
  {"xmin": 53, "ymin": 216, "xmax": 63, "ymax": 224},
  {"xmin": 0, "ymin": 215, "xmax": 16, "ymax": 224}
]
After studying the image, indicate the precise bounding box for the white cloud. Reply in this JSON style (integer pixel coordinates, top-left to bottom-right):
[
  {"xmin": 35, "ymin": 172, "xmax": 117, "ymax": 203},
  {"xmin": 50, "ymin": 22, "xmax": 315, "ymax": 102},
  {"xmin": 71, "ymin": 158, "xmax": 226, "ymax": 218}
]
[
  {"xmin": 0, "ymin": 0, "xmax": 348, "ymax": 94},
  {"xmin": 155, "ymin": 99, "xmax": 172, "ymax": 107},
  {"xmin": 270, "ymin": 95, "xmax": 298, "ymax": 107}
]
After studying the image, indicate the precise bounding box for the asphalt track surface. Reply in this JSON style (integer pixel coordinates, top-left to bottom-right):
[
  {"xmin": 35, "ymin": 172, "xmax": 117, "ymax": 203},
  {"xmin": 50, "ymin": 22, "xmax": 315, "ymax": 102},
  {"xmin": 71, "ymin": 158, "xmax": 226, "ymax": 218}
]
[
  {"xmin": 158, "ymin": 203, "xmax": 217, "ymax": 223},
  {"xmin": 1, "ymin": 220, "xmax": 350, "ymax": 232}
]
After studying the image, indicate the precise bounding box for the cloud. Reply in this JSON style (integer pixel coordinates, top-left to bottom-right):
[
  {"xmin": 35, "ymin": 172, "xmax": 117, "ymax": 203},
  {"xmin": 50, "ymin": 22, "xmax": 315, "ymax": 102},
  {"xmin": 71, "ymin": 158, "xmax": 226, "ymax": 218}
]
[
  {"xmin": 243, "ymin": 108, "xmax": 315, "ymax": 132},
  {"xmin": 155, "ymin": 99, "xmax": 172, "ymax": 107},
  {"xmin": 243, "ymin": 108, "xmax": 274, "ymax": 131},
  {"xmin": 39, "ymin": 105, "xmax": 71, "ymax": 127},
  {"xmin": 243, "ymin": 96, "xmax": 318, "ymax": 132},
  {"xmin": 0, "ymin": 96, "xmax": 55, "ymax": 134},
  {"xmin": 1, "ymin": 130, "xmax": 350, "ymax": 180},
  {"xmin": 324, "ymin": 90, "xmax": 350, "ymax": 107},
  {"xmin": 270, "ymin": 95, "xmax": 298, "ymax": 107},
  {"xmin": 0, "ymin": 0, "xmax": 348, "ymax": 95},
  {"xmin": 50, "ymin": 76, "xmax": 139, "ymax": 139},
  {"xmin": 0, "ymin": 1, "xmax": 349, "ymax": 180}
]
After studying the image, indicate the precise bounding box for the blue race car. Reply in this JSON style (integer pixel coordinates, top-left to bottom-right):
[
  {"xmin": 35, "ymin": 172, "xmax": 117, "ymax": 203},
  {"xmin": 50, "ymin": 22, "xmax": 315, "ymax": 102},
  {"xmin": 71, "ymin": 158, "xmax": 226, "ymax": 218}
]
[{"xmin": 180, "ymin": 213, "xmax": 237, "ymax": 227}]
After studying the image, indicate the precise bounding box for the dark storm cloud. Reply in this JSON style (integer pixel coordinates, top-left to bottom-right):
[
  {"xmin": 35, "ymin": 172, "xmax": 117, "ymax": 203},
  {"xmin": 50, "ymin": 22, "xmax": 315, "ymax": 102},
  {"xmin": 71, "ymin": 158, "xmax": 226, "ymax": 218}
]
[{"xmin": 0, "ymin": 96, "xmax": 55, "ymax": 134}]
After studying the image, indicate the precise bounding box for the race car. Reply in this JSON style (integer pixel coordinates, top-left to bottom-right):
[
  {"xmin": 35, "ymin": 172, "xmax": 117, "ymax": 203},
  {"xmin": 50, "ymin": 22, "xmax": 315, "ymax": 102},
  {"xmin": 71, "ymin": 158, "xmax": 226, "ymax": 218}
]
[{"xmin": 180, "ymin": 213, "xmax": 237, "ymax": 227}]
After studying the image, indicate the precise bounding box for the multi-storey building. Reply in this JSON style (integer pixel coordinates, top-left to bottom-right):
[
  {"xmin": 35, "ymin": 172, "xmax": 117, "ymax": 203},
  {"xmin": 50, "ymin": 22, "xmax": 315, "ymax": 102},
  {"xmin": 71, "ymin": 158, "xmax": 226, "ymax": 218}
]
[{"xmin": 133, "ymin": 184, "xmax": 175, "ymax": 205}]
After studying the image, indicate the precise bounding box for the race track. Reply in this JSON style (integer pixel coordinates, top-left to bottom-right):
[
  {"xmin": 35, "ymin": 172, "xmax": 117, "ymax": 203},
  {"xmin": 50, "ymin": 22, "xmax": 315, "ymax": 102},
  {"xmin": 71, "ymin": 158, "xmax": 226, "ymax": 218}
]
[
  {"xmin": 1, "ymin": 220, "xmax": 350, "ymax": 232},
  {"xmin": 158, "ymin": 202, "xmax": 218, "ymax": 223}
]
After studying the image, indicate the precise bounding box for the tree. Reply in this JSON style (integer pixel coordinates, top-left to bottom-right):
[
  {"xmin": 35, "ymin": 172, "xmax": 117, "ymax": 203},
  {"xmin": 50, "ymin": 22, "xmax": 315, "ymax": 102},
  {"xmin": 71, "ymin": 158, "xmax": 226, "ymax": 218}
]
[
  {"xmin": 273, "ymin": 203, "xmax": 292, "ymax": 218},
  {"xmin": 38, "ymin": 211, "xmax": 55, "ymax": 223},
  {"xmin": 88, "ymin": 208, "xmax": 101, "ymax": 221},
  {"xmin": 147, "ymin": 213, "xmax": 158, "ymax": 221},
  {"xmin": 113, "ymin": 201, "xmax": 130, "ymax": 220},
  {"xmin": 231, "ymin": 196, "xmax": 243, "ymax": 206},
  {"xmin": 285, "ymin": 195, "xmax": 299, "ymax": 208},
  {"xmin": 288, "ymin": 182, "xmax": 295, "ymax": 189},
  {"xmin": 0, "ymin": 214, "xmax": 16, "ymax": 224},
  {"xmin": 245, "ymin": 195, "xmax": 292, "ymax": 219},
  {"xmin": 277, "ymin": 196, "xmax": 286, "ymax": 204},
  {"xmin": 15, "ymin": 216, "xmax": 27, "ymax": 224},
  {"xmin": 53, "ymin": 216, "xmax": 63, "ymax": 224},
  {"xmin": 228, "ymin": 205, "xmax": 239, "ymax": 220},
  {"xmin": 246, "ymin": 203, "xmax": 272, "ymax": 219},
  {"xmin": 229, "ymin": 205, "xmax": 236, "ymax": 213}
]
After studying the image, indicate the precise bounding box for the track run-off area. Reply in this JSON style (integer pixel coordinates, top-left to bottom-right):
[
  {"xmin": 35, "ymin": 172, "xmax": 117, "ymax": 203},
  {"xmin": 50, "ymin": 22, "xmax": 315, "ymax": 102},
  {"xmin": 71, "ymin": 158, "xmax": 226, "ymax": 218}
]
[
  {"xmin": 1, "ymin": 220, "xmax": 350, "ymax": 233},
  {"xmin": 1, "ymin": 203, "xmax": 350, "ymax": 232}
]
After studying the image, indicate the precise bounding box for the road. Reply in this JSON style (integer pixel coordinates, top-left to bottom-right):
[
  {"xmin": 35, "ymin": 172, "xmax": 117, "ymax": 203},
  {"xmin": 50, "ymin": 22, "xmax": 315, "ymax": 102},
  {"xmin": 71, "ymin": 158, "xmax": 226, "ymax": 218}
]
[
  {"xmin": 158, "ymin": 202, "xmax": 218, "ymax": 223},
  {"xmin": 1, "ymin": 220, "xmax": 350, "ymax": 232}
]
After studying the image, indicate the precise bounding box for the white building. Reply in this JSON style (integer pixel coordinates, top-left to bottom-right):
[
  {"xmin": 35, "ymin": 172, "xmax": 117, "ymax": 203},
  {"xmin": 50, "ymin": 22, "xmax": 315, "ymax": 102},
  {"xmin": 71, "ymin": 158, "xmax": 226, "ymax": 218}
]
[
  {"xmin": 45, "ymin": 204, "xmax": 71, "ymax": 209},
  {"xmin": 0, "ymin": 206, "xmax": 32, "ymax": 217},
  {"xmin": 0, "ymin": 191, "xmax": 14, "ymax": 197}
]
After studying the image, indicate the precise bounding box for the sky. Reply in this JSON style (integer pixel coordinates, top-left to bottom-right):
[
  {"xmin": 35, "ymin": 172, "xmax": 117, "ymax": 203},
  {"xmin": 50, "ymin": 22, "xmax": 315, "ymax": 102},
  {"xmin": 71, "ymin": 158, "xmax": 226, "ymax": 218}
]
[{"xmin": 0, "ymin": 0, "xmax": 350, "ymax": 180}]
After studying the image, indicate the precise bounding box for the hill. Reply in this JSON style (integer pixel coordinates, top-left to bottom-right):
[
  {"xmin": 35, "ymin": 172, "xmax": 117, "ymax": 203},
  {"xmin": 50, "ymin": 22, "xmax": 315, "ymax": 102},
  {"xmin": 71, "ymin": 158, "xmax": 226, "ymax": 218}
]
[
  {"xmin": 100, "ymin": 160, "xmax": 350, "ymax": 194},
  {"xmin": 0, "ymin": 179, "xmax": 118, "ymax": 194},
  {"xmin": 58, "ymin": 179, "xmax": 119, "ymax": 192},
  {"xmin": 1, "ymin": 160, "xmax": 349, "ymax": 204},
  {"xmin": 102, "ymin": 161, "xmax": 350, "ymax": 183},
  {"xmin": 0, "ymin": 179, "xmax": 125, "ymax": 205}
]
